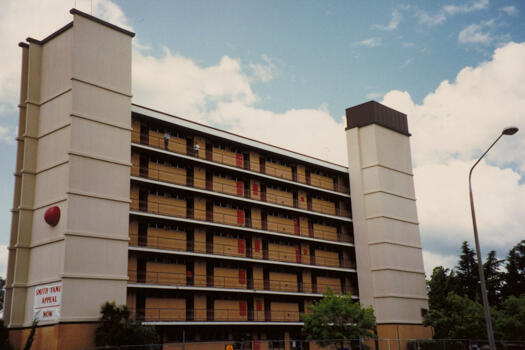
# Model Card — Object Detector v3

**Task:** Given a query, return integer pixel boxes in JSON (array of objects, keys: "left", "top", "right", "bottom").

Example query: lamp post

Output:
[{"left": 468, "top": 126, "right": 519, "bottom": 350}]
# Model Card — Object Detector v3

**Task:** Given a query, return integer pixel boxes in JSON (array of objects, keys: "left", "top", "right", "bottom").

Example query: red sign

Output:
[
  {"left": 254, "top": 239, "right": 261, "bottom": 252},
  {"left": 239, "top": 301, "right": 247, "bottom": 316},
  {"left": 239, "top": 269, "right": 246, "bottom": 284},
  {"left": 252, "top": 183, "right": 259, "bottom": 196},
  {"left": 238, "top": 239, "right": 245, "bottom": 254},
  {"left": 237, "top": 210, "right": 245, "bottom": 225},
  {"left": 236, "top": 153, "right": 243, "bottom": 167},
  {"left": 236, "top": 181, "right": 243, "bottom": 195}
]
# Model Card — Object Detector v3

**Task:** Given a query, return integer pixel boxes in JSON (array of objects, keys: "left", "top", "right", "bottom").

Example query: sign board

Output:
[
  {"left": 225, "top": 345, "right": 234, "bottom": 350},
  {"left": 33, "top": 282, "right": 62, "bottom": 321}
]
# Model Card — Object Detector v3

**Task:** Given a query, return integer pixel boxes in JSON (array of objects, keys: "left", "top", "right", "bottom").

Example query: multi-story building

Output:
[{"left": 4, "top": 9, "right": 431, "bottom": 350}]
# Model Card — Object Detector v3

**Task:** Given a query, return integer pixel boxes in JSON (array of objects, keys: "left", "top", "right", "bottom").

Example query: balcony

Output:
[
  {"left": 129, "top": 233, "right": 357, "bottom": 269},
  {"left": 131, "top": 130, "right": 350, "bottom": 195},
  {"left": 131, "top": 164, "right": 351, "bottom": 218},
  {"left": 130, "top": 196, "right": 354, "bottom": 244}
]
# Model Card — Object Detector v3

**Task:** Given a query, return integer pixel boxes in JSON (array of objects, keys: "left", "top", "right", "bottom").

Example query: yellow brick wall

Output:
[
  {"left": 214, "top": 267, "right": 246, "bottom": 289},
  {"left": 300, "top": 243, "right": 310, "bottom": 264},
  {"left": 167, "top": 136, "right": 186, "bottom": 154},
  {"left": 146, "top": 262, "right": 186, "bottom": 285},
  {"left": 270, "top": 302, "right": 299, "bottom": 321},
  {"left": 265, "top": 161, "right": 292, "bottom": 180},
  {"left": 194, "top": 261, "right": 207, "bottom": 287},
  {"left": 297, "top": 190, "right": 307, "bottom": 210},
  {"left": 194, "top": 197, "right": 206, "bottom": 221},
  {"left": 194, "top": 295, "right": 207, "bottom": 321},
  {"left": 129, "top": 220, "right": 138, "bottom": 246},
  {"left": 149, "top": 194, "right": 186, "bottom": 217},
  {"left": 268, "top": 243, "right": 296, "bottom": 263},
  {"left": 128, "top": 255, "right": 137, "bottom": 282},
  {"left": 253, "top": 266, "right": 264, "bottom": 289},
  {"left": 147, "top": 227, "right": 186, "bottom": 251},
  {"left": 153, "top": 162, "right": 186, "bottom": 185},
  {"left": 249, "top": 151, "right": 260, "bottom": 172},
  {"left": 315, "top": 249, "right": 340, "bottom": 267},
  {"left": 254, "top": 298, "right": 265, "bottom": 321},
  {"left": 310, "top": 173, "right": 334, "bottom": 190},
  {"left": 131, "top": 152, "right": 140, "bottom": 177},
  {"left": 213, "top": 205, "right": 240, "bottom": 226},
  {"left": 131, "top": 119, "right": 141, "bottom": 143},
  {"left": 299, "top": 217, "right": 310, "bottom": 237},
  {"left": 213, "top": 147, "right": 239, "bottom": 167},
  {"left": 267, "top": 215, "right": 294, "bottom": 235},
  {"left": 302, "top": 271, "right": 312, "bottom": 293},
  {"left": 313, "top": 223, "right": 338, "bottom": 241},
  {"left": 213, "top": 235, "right": 245, "bottom": 257},
  {"left": 317, "top": 276, "right": 342, "bottom": 294},
  {"left": 214, "top": 300, "right": 247, "bottom": 321},
  {"left": 149, "top": 130, "right": 163, "bottom": 149},
  {"left": 266, "top": 188, "right": 293, "bottom": 207},
  {"left": 130, "top": 186, "right": 139, "bottom": 210},
  {"left": 194, "top": 166, "right": 206, "bottom": 189},
  {"left": 269, "top": 272, "right": 297, "bottom": 292},
  {"left": 312, "top": 197, "right": 336, "bottom": 215},
  {"left": 194, "top": 228, "right": 206, "bottom": 253},
  {"left": 146, "top": 298, "right": 185, "bottom": 321},
  {"left": 297, "top": 165, "right": 306, "bottom": 183},
  {"left": 251, "top": 207, "right": 262, "bottom": 229},
  {"left": 213, "top": 176, "right": 238, "bottom": 196}
]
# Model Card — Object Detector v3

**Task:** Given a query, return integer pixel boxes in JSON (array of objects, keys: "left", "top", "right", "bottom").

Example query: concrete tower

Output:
[
  {"left": 5, "top": 10, "right": 134, "bottom": 349},
  {"left": 345, "top": 101, "right": 432, "bottom": 343}
]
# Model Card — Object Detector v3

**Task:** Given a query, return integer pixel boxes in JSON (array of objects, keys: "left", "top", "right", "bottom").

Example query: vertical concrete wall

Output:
[
  {"left": 6, "top": 9, "right": 134, "bottom": 343},
  {"left": 345, "top": 102, "right": 429, "bottom": 330}
]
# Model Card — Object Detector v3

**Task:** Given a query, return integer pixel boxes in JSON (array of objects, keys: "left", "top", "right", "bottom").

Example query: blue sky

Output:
[{"left": 0, "top": 0, "right": 524, "bottom": 277}]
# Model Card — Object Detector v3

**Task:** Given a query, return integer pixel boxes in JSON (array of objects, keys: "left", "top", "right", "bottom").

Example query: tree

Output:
[
  {"left": 492, "top": 294, "right": 525, "bottom": 341},
  {"left": 0, "top": 320, "right": 13, "bottom": 350},
  {"left": 94, "top": 302, "right": 159, "bottom": 347},
  {"left": 423, "top": 292, "right": 486, "bottom": 339},
  {"left": 483, "top": 250, "right": 504, "bottom": 307},
  {"left": 502, "top": 240, "right": 525, "bottom": 299},
  {"left": 301, "top": 289, "right": 376, "bottom": 350},
  {"left": 455, "top": 241, "right": 479, "bottom": 300},
  {"left": 427, "top": 266, "right": 457, "bottom": 310},
  {"left": 0, "top": 277, "right": 5, "bottom": 312}
]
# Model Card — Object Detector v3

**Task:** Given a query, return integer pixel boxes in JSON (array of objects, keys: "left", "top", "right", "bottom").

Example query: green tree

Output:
[
  {"left": 0, "top": 320, "right": 14, "bottom": 350},
  {"left": 0, "top": 277, "right": 5, "bottom": 312},
  {"left": 502, "top": 240, "right": 525, "bottom": 299},
  {"left": 94, "top": 302, "right": 159, "bottom": 347},
  {"left": 455, "top": 241, "right": 479, "bottom": 300},
  {"left": 427, "top": 266, "right": 458, "bottom": 310},
  {"left": 483, "top": 250, "right": 504, "bottom": 307},
  {"left": 493, "top": 294, "right": 525, "bottom": 341},
  {"left": 301, "top": 289, "right": 376, "bottom": 350},
  {"left": 423, "top": 292, "right": 486, "bottom": 339}
]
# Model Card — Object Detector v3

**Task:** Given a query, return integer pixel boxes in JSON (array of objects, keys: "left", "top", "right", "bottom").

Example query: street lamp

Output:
[{"left": 468, "top": 126, "right": 519, "bottom": 350}]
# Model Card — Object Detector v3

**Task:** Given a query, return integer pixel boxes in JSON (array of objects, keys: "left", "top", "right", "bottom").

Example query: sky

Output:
[{"left": 0, "top": 0, "right": 524, "bottom": 278}]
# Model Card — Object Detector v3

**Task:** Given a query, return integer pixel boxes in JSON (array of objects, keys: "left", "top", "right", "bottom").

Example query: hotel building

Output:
[{"left": 4, "top": 9, "right": 431, "bottom": 350}]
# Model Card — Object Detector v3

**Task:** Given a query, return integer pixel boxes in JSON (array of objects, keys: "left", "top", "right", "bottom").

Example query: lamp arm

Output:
[{"left": 468, "top": 133, "right": 504, "bottom": 189}]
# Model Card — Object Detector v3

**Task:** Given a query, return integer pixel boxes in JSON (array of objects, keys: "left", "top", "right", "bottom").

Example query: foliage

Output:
[
  {"left": 423, "top": 292, "right": 486, "bottom": 339},
  {"left": 94, "top": 302, "right": 159, "bottom": 347},
  {"left": 483, "top": 250, "right": 503, "bottom": 307},
  {"left": 0, "top": 320, "right": 13, "bottom": 350},
  {"left": 407, "top": 339, "right": 465, "bottom": 350},
  {"left": 502, "top": 240, "right": 525, "bottom": 299},
  {"left": 427, "top": 267, "right": 458, "bottom": 310},
  {"left": 455, "top": 241, "right": 479, "bottom": 301},
  {"left": 301, "top": 289, "right": 376, "bottom": 350},
  {"left": 492, "top": 295, "right": 525, "bottom": 341},
  {"left": 0, "top": 277, "right": 5, "bottom": 312}
]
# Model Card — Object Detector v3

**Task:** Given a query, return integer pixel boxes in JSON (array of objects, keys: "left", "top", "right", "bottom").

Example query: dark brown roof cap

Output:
[
  {"left": 345, "top": 100, "right": 410, "bottom": 136},
  {"left": 70, "top": 8, "right": 135, "bottom": 37}
]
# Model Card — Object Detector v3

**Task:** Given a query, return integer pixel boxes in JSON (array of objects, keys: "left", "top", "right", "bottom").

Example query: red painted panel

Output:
[
  {"left": 254, "top": 239, "right": 261, "bottom": 252},
  {"left": 186, "top": 270, "right": 193, "bottom": 278},
  {"left": 239, "top": 301, "right": 247, "bottom": 316},
  {"left": 256, "top": 300, "right": 263, "bottom": 311},
  {"left": 236, "top": 181, "right": 243, "bottom": 195},
  {"left": 303, "top": 249, "right": 308, "bottom": 255},
  {"left": 254, "top": 341, "right": 261, "bottom": 350},
  {"left": 252, "top": 183, "right": 259, "bottom": 196},
  {"left": 237, "top": 210, "right": 245, "bottom": 225},
  {"left": 236, "top": 153, "right": 243, "bottom": 167},
  {"left": 293, "top": 218, "right": 299, "bottom": 235},
  {"left": 239, "top": 269, "right": 246, "bottom": 284},
  {"left": 295, "top": 245, "right": 301, "bottom": 263},
  {"left": 238, "top": 239, "right": 245, "bottom": 254}
]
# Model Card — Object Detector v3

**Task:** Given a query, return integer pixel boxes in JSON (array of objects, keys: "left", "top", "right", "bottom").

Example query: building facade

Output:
[{"left": 4, "top": 9, "right": 431, "bottom": 350}]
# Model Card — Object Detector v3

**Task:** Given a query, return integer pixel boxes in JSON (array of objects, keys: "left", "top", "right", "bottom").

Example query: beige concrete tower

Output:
[
  {"left": 5, "top": 9, "right": 134, "bottom": 349},
  {"left": 345, "top": 101, "right": 432, "bottom": 344}
]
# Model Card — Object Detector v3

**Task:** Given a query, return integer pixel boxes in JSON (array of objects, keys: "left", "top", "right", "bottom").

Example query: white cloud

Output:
[
  {"left": 365, "top": 92, "right": 383, "bottom": 100},
  {"left": 458, "top": 20, "right": 494, "bottom": 45},
  {"left": 373, "top": 8, "right": 403, "bottom": 31},
  {"left": 422, "top": 250, "right": 458, "bottom": 278},
  {"left": 403, "top": 42, "right": 415, "bottom": 48},
  {"left": 501, "top": 6, "right": 518, "bottom": 16},
  {"left": 444, "top": 0, "right": 489, "bottom": 15},
  {"left": 352, "top": 37, "right": 381, "bottom": 48},
  {"left": 415, "top": 10, "right": 447, "bottom": 26},
  {"left": 249, "top": 54, "right": 276, "bottom": 83},
  {"left": 382, "top": 42, "right": 525, "bottom": 271}
]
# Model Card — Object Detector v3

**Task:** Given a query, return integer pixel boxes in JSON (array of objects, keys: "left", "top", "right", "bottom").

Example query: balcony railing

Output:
[
  {"left": 131, "top": 307, "right": 302, "bottom": 322},
  {"left": 129, "top": 233, "right": 357, "bottom": 269},
  {"left": 132, "top": 165, "right": 351, "bottom": 218},
  {"left": 130, "top": 196, "right": 355, "bottom": 244},
  {"left": 132, "top": 130, "right": 350, "bottom": 194},
  {"left": 128, "top": 270, "right": 356, "bottom": 295}
]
